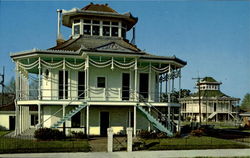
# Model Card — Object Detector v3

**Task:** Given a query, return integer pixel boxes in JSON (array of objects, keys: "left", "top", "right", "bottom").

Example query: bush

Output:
[
  {"left": 190, "top": 129, "right": 204, "bottom": 136},
  {"left": 34, "top": 128, "right": 65, "bottom": 140},
  {"left": 70, "top": 131, "right": 87, "bottom": 139},
  {"left": 138, "top": 130, "right": 169, "bottom": 139}
]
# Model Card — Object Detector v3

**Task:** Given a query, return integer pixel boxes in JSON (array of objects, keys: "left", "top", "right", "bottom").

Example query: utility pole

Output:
[
  {"left": 0, "top": 67, "right": 5, "bottom": 106},
  {"left": 192, "top": 76, "right": 203, "bottom": 126}
]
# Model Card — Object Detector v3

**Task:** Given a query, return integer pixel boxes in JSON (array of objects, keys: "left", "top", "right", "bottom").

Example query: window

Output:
[
  {"left": 83, "top": 25, "right": 91, "bottom": 35},
  {"left": 93, "top": 20, "right": 100, "bottom": 24},
  {"left": 74, "top": 19, "right": 80, "bottom": 24},
  {"left": 112, "top": 27, "right": 118, "bottom": 36},
  {"left": 59, "top": 71, "right": 68, "bottom": 99},
  {"left": 122, "top": 28, "right": 126, "bottom": 38},
  {"left": 78, "top": 71, "right": 85, "bottom": 99},
  {"left": 103, "top": 26, "right": 110, "bottom": 36},
  {"left": 74, "top": 25, "right": 80, "bottom": 35},
  {"left": 97, "top": 77, "right": 105, "bottom": 88},
  {"left": 92, "top": 25, "right": 100, "bottom": 35}
]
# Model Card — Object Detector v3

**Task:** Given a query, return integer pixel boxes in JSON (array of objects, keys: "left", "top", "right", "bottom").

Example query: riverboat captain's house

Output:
[{"left": 10, "top": 3, "right": 186, "bottom": 136}]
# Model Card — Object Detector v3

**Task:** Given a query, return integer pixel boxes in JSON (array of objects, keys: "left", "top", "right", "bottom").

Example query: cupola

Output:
[
  {"left": 61, "top": 3, "right": 138, "bottom": 39},
  {"left": 199, "top": 77, "right": 222, "bottom": 91}
]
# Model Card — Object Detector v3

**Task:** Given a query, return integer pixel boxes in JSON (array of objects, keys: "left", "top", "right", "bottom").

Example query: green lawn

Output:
[
  {"left": 140, "top": 136, "right": 249, "bottom": 150},
  {"left": 0, "top": 136, "right": 90, "bottom": 153},
  {"left": 0, "top": 131, "right": 11, "bottom": 136}
]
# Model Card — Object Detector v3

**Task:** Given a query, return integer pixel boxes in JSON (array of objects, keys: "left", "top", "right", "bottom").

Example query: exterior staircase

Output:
[
  {"left": 137, "top": 106, "right": 174, "bottom": 137},
  {"left": 208, "top": 112, "right": 217, "bottom": 119},
  {"left": 51, "top": 103, "right": 87, "bottom": 128}
]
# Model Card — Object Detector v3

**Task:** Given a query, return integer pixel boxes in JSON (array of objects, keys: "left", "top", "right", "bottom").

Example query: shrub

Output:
[
  {"left": 190, "top": 129, "right": 204, "bottom": 136},
  {"left": 70, "top": 131, "right": 87, "bottom": 139},
  {"left": 34, "top": 128, "right": 65, "bottom": 140},
  {"left": 138, "top": 130, "right": 169, "bottom": 139}
]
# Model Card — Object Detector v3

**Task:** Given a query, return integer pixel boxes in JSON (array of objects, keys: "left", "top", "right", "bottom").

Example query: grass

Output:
[
  {"left": 0, "top": 133, "right": 90, "bottom": 153},
  {"left": 140, "top": 136, "right": 249, "bottom": 150},
  {"left": 0, "top": 131, "right": 11, "bottom": 136}
]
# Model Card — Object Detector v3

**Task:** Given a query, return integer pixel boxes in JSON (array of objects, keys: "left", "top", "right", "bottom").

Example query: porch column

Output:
[
  {"left": 133, "top": 105, "right": 137, "bottom": 136},
  {"left": 86, "top": 105, "right": 89, "bottom": 135},
  {"left": 178, "top": 107, "right": 181, "bottom": 133},
  {"left": 63, "top": 104, "right": 66, "bottom": 134},
  {"left": 167, "top": 64, "right": 171, "bottom": 127},
  {"left": 228, "top": 101, "right": 230, "bottom": 121},
  {"left": 15, "top": 62, "right": 20, "bottom": 100},
  {"left": 15, "top": 102, "right": 20, "bottom": 135},
  {"left": 38, "top": 57, "right": 41, "bottom": 100},
  {"left": 63, "top": 58, "right": 66, "bottom": 99},
  {"left": 38, "top": 104, "right": 41, "bottom": 126},
  {"left": 134, "top": 58, "right": 138, "bottom": 101},
  {"left": 148, "top": 107, "right": 151, "bottom": 131},
  {"left": 19, "top": 105, "right": 22, "bottom": 133},
  {"left": 85, "top": 56, "right": 89, "bottom": 99},
  {"left": 148, "top": 62, "right": 152, "bottom": 101}
]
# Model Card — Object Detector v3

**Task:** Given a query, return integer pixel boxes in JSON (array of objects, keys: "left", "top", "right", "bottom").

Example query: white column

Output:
[
  {"left": 86, "top": 105, "right": 89, "bottom": 135},
  {"left": 15, "top": 100, "right": 20, "bottom": 135},
  {"left": 128, "top": 108, "right": 131, "bottom": 127},
  {"left": 148, "top": 107, "right": 151, "bottom": 131},
  {"left": 167, "top": 64, "right": 171, "bottom": 128},
  {"left": 63, "top": 58, "right": 66, "bottom": 99},
  {"left": 38, "top": 57, "right": 41, "bottom": 100},
  {"left": 15, "top": 62, "right": 20, "bottom": 101},
  {"left": 148, "top": 62, "right": 152, "bottom": 101},
  {"left": 134, "top": 58, "right": 138, "bottom": 101},
  {"left": 20, "top": 105, "right": 22, "bottom": 133},
  {"left": 38, "top": 104, "right": 41, "bottom": 127},
  {"left": 86, "top": 56, "right": 89, "bottom": 99},
  {"left": 133, "top": 105, "right": 137, "bottom": 136},
  {"left": 118, "top": 22, "right": 122, "bottom": 37}
]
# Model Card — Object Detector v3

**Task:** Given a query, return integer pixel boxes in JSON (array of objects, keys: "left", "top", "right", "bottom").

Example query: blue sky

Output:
[{"left": 0, "top": 1, "right": 249, "bottom": 101}]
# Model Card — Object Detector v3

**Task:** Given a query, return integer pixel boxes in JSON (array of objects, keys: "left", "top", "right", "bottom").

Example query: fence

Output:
[{"left": 0, "top": 134, "right": 89, "bottom": 154}]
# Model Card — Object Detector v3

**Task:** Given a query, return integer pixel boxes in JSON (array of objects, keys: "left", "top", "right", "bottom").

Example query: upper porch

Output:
[{"left": 12, "top": 48, "right": 185, "bottom": 106}]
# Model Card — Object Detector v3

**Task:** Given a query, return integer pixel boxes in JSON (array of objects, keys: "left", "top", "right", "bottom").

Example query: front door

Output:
[
  {"left": 9, "top": 116, "right": 15, "bottom": 130},
  {"left": 100, "top": 112, "right": 109, "bottom": 136},
  {"left": 139, "top": 73, "right": 149, "bottom": 99},
  {"left": 122, "top": 73, "right": 130, "bottom": 100}
]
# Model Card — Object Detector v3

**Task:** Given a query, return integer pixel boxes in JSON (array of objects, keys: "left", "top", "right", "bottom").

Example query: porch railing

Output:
[{"left": 16, "top": 88, "right": 178, "bottom": 103}]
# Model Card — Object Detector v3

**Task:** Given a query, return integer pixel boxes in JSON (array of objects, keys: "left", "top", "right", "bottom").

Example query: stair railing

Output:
[
  {"left": 36, "top": 90, "right": 87, "bottom": 129},
  {"left": 135, "top": 91, "right": 177, "bottom": 132}
]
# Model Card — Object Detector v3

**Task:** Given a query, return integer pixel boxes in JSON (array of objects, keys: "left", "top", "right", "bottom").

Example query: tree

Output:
[
  {"left": 162, "top": 89, "right": 191, "bottom": 103},
  {"left": 4, "top": 76, "right": 15, "bottom": 94},
  {"left": 240, "top": 93, "right": 250, "bottom": 111}
]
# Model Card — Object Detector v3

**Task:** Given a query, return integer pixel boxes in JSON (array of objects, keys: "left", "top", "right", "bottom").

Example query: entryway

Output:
[{"left": 100, "top": 112, "right": 109, "bottom": 136}]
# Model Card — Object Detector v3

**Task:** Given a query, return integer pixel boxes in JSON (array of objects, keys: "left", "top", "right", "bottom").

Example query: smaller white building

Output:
[
  {"left": 179, "top": 77, "right": 240, "bottom": 122},
  {"left": 0, "top": 98, "right": 38, "bottom": 131}
]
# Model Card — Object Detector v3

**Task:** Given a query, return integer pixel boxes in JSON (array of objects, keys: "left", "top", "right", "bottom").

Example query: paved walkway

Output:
[{"left": 1, "top": 149, "right": 250, "bottom": 158}]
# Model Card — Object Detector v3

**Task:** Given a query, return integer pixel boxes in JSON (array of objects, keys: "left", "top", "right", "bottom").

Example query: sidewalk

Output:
[{"left": 1, "top": 149, "right": 250, "bottom": 158}]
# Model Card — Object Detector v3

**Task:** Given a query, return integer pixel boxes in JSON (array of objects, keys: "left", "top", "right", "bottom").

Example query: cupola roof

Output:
[{"left": 62, "top": 3, "right": 138, "bottom": 31}]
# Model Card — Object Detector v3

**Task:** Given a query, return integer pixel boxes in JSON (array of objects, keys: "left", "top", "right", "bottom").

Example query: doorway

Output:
[
  {"left": 9, "top": 116, "right": 15, "bottom": 130},
  {"left": 122, "top": 73, "right": 130, "bottom": 100},
  {"left": 100, "top": 112, "right": 109, "bottom": 136},
  {"left": 139, "top": 73, "right": 149, "bottom": 99},
  {"left": 71, "top": 111, "right": 81, "bottom": 128}
]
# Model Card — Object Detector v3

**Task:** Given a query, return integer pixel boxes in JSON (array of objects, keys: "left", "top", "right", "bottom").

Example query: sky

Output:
[{"left": 0, "top": 1, "right": 249, "bottom": 101}]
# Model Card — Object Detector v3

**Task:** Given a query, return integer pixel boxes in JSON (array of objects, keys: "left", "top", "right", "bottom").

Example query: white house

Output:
[
  {"left": 10, "top": 3, "right": 186, "bottom": 136},
  {"left": 179, "top": 77, "right": 240, "bottom": 122}
]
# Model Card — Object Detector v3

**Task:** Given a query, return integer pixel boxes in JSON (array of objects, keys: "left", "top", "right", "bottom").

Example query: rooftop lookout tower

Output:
[{"left": 58, "top": 3, "right": 137, "bottom": 41}]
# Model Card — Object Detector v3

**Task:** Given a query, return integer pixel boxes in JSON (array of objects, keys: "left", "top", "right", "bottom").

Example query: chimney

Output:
[
  {"left": 131, "top": 27, "right": 136, "bottom": 45},
  {"left": 56, "top": 9, "right": 64, "bottom": 45}
]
